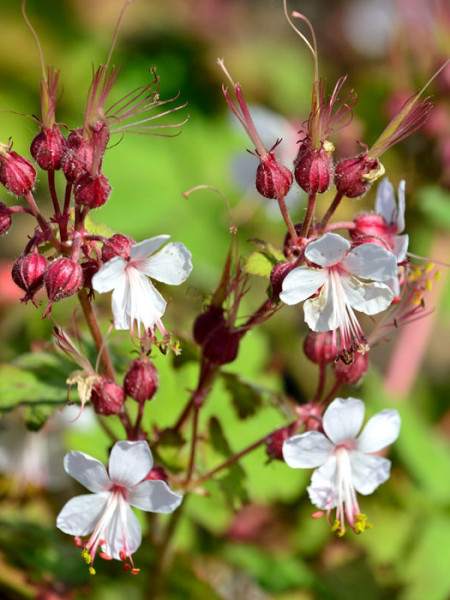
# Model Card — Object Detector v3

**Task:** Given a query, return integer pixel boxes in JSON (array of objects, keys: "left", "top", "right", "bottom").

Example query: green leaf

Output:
[
  {"left": 23, "top": 405, "right": 54, "bottom": 431},
  {"left": 243, "top": 251, "right": 276, "bottom": 278},
  {"left": 418, "top": 185, "right": 450, "bottom": 230},
  {"left": 82, "top": 212, "right": 113, "bottom": 237},
  {"left": 222, "top": 372, "right": 264, "bottom": 419}
]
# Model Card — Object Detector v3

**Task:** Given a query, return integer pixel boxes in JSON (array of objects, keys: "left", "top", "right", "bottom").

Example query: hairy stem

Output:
[{"left": 277, "top": 194, "right": 299, "bottom": 243}]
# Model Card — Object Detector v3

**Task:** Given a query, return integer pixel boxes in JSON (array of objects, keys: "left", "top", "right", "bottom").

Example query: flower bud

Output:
[
  {"left": 270, "top": 262, "right": 295, "bottom": 299},
  {"left": 334, "top": 153, "right": 383, "bottom": 198},
  {"left": 303, "top": 331, "right": 336, "bottom": 364},
  {"left": 294, "top": 142, "right": 333, "bottom": 194},
  {"left": 350, "top": 213, "right": 395, "bottom": 246},
  {"left": 11, "top": 252, "right": 48, "bottom": 303},
  {"left": 333, "top": 351, "right": 369, "bottom": 384},
  {"left": 30, "top": 126, "right": 67, "bottom": 171},
  {"left": 256, "top": 153, "right": 293, "bottom": 199},
  {"left": 145, "top": 465, "right": 168, "bottom": 483},
  {"left": 283, "top": 223, "right": 305, "bottom": 258},
  {"left": 0, "top": 202, "right": 11, "bottom": 235},
  {"left": 91, "top": 376, "right": 125, "bottom": 416},
  {"left": 61, "top": 129, "right": 94, "bottom": 183},
  {"left": 266, "top": 424, "right": 297, "bottom": 460},
  {"left": 80, "top": 259, "right": 99, "bottom": 289},
  {"left": 193, "top": 306, "right": 226, "bottom": 346},
  {"left": 202, "top": 324, "right": 240, "bottom": 365},
  {"left": 101, "top": 234, "right": 136, "bottom": 262},
  {"left": 0, "top": 145, "right": 36, "bottom": 196},
  {"left": 124, "top": 358, "right": 159, "bottom": 403},
  {"left": 74, "top": 172, "right": 111, "bottom": 208},
  {"left": 44, "top": 258, "right": 83, "bottom": 304}
]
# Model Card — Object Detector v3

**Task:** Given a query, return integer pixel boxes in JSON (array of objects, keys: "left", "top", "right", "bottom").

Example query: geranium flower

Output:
[
  {"left": 279, "top": 232, "right": 397, "bottom": 360},
  {"left": 283, "top": 397, "right": 401, "bottom": 535},
  {"left": 56, "top": 440, "right": 183, "bottom": 574},
  {"left": 92, "top": 235, "right": 192, "bottom": 335}
]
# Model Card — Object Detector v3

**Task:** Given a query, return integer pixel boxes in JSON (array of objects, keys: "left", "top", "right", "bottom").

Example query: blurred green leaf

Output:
[
  {"left": 244, "top": 251, "right": 275, "bottom": 278},
  {"left": 418, "top": 186, "right": 450, "bottom": 230},
  {"left": 222, "top": 372, "right": 264, "bottom": 419}
]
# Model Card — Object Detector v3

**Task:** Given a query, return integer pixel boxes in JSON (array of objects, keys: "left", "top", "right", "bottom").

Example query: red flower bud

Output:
[
  {"left": 11, "top": 252, "right": 48, "bottom": 303},
  {"left": 145, "top": 465, "right": 168, "bottom": 483},
  {"left": 193, "top": 306, "right": 226, "bottom": 346},
  {"left": 283, "top": 223, "right": 305, "bottom": 258},
  {"left": 61, "top": 129, "right": 94, "bottom": 183},
  {"left": 265, "top": 424, "right": 298, "bottom": 461},
  {"left": 74, "top": 172, "right": 111, "bottom": 208},
  {"left": 202, "top": 324, "right": 240, "bottom": 365},
  {"left": 124, "top": 358, "right": 159, "bottom": 403},
  {"left": 270, "top": 261, "right": 295, "bottom": 299},
  {"left": 334, "top": 153, "right": 382, "bottom": 198},
  {"left": 294, "top": 142, "right": 333, "bottom": 194},
  {"left": 91, "top": 376, "right": 125, "bottom": 416},
  {"left": 333, "top": 350, "right": 369, "bottom": 384},
  {"left": 0, "top": 202, "right": 11, "bottom": 235},
  {"left": 101, "top": 233, "right": 135, "bottom": 262},
  {"left": 256, "top": 153, "right": 293, "bottom": 199},
  {"left": 303, "top": 331, "right": 336, "bottom": 364},
  {"left": 30, "top": 126, "right": 67, "bottom": 171},
  {"left": 80, "top": 259, "right": 99, "bottom": 289},
  {"left": 350, "top": 213, "right": 396, "bottom": 247},
  {"left": 0, "top": 146, "right": 36, "bottom": 196},
  {"left": 44, "top": 258, "right": 83, "bottom": 304}
]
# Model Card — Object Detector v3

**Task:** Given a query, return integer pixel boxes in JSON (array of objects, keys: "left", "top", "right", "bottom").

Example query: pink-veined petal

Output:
[
  {"left": 64, "top": 451, "right": 111, "bottom": 492},
  {"left": 303, "top": 282, "right": 341, "bottom": 331},
  {"left": 323, "top": 397, "right": 365, "bottom": 445},
  {"left": 56, "top": 492, "right": 109, "bottom": 536},
  {"left": 139, "top": 242, "right": 192, "bottom": 285},
  {"left": 130, "top": 235, "right": 170, "bottom": 260},
  {"left": 307, "top": 457, "right": 338, "bottom": 509},
  {"left": 351, "top": 451, "right": 392, "bottom": 495},
  {"left": 342, "top": 277, "right": 394, "bottom": 315},
  {"left": 279, "top": 267, "right": 327, "bottom": 305},
  {"left": 344, "top": 243, "right": 397, "bottom": 282},
  {"left": 305, "top": 233, "right": 350, "bottom": 267},
  {"left": 393, "top": 234, "right": 409, "bottom": 262},
  {"left": 396, "top": 180, "right": 406, "bottom": 233},
  {"left": 282, "top": 431, "right": 334, "bottom": 468},
  {"left": 356, "top": 409, "right": 401, "bottom": 453},
  {"left": 125, "top": 270, "right": 166, "bottom": 331},
  {"left": 128, "top": 480, "right": 183, "bottom": 513},
  {"left": 92, "top": 257, "right": 126, "bottom": 293},
  {"left": 375, "top": 178, "right": 396, "bottom": 224},
  {"left": 102, "top": 497, "right": 142, "bottom": 560},
  {"left": 111, "top": 273, "right": 131, "bottom": 330},
  {"left": 108, "top": 441, "right": 153, "bottom": 488}
]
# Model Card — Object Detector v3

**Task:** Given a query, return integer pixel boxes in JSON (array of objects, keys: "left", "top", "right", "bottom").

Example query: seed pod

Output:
[
  {"left": 44, "top": 258, "right": 83, "bottom": 303},
  {"left": 303, "top": 331, "right": 336, "bottom": 364},
  {"left": 193, "top": 306, "right": 226, "bottom": 346},
  {"left": 30, "top": 126, "right": 67, "bottom": 171},
  {"left": 0, "top": 146, "right": 36, "bottom": 196},
  {"left": 203, "top": 324, "right": 240, "bottom": 365},
  {"left": 0, "top": 202, "right": 11, "bottom": 235},
  {"left": 101, "top": 234, "right": 135, "bottom": 262},
  {"left": 294, "top": 142, "right": 334, "bottom": 194},
  {"left": 91, "top": 376, "right": 125, "bottom": 416},
  {"left": 61, "top": 129, "right": 94, "bottom": 183},
  {"left": 266, "top": 424, "right": 298, "bottom": 461},
  {"left": 124, "top": 358, "right": 159, "bottom": 403},
  {"left": 11, "top": 252, "right": 48, "bottom": 303},
  {"left": 334, "top": 153, "right": 383, "bottom": 198},
  {"left": 270, "top": 262, "right": 295, "bottom": 300},
  {"left": 333, "top": 351, "right": 369, "bottom": 384},
  {"left": 256, "top": 153, "right": 293, "bottom": 199},
  {"left": 74, "top": 172, "right": 111, "bottom": 208}
]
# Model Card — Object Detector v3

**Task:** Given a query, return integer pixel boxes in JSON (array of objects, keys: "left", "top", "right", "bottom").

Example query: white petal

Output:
[
  {"left": 128, "top": 480, "right": 183, "bottom": 513},
  {"left": 282, "top": 431, "right": 334, "bottom": 468},
  {"left": 126, "top": 271, "right": 167, "bottom": 331},
  {"left": 375, "top": 178, "right": 396, "bottom": 223},
  {"left": 305, "top": 233, "right": 350, "bottom": 267},
  {"left": 356, "top": 409, "right": 401, "bottom": 453},
  {"left": 92, "top": 257, "right": 127, "bottom": 293},
  {"left": 342, "top": 277, "right": 394, "bottom": 315},
  {"left": 139, "top": 242, "right": 193, "bottom": 285},
  {"left": 304, "top": 282, "right": 340, "bottom": 331},
  {"left": 393, "top": 234, "right": 409, "bottom": 262},
  {"left": 56, "top": 493, "right": 108, "bottom": 536},
  {"left": 130, "top": 235, "right": 170, "bottom": 260},
  {"left": 279, "top": 267, "right": 327, "bottom": 305},
  {"left": 104, "top": 499, "right": 142, "bottom": 560},
  {"left": 108, "top": 441, "right": 153, "bottom": 488},
  {"left": 351, "top": 451, "right": 392, "bottom": 495},
  {"left": 64, "top": 451, "right": 111, "bottom": 492},
  {"left": 396, "top": 180, "right": 406, "bottom": 233},
  {"left": 323, "top": 397, "right": 365, "bottom": 445},
  {"left": 344, "top": 243, "right": 397, "bottom": 282},
  {"left": 307, "top": 457, "right": 338, "bottom": 509},
  {"left": 111, "top": 273, "right": 131, "bottom": 330}
]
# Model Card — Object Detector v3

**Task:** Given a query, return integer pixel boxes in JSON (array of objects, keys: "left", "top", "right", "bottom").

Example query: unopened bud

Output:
[
  {"left": 193, "top": 306, "right": 226, "bottom": 346},
  {"left": 44, "top": 258, "right": 83, "bottom": 304},
  {"left": 30, "top": 126, "right": 67, "bottom": 171},
  {"left": 256, "top": 153, "right": 293, "bottom": 199},
  {"left": 11, "top": 252, "right": 48, "bottom": 303},
  {"left": 203, "top": 325, "right": 240, "bottom": 365},
  {"left": 124, "top": 358, "right": 159, "bottom": 403},
  {"left": 266, "top": 424, "right": 297, "bottom": 461},
  {"left": 283, "top": 223, "right": 305, "bottom": 258},
  {"left": 0, "top": 144, "right": 36, "bottom": 196},
  {"left": 145, "top": 465, "right": 168, "bottom": 483},
  {"left": 91, "top": 376, "right": 125, "bottom": 416},
  {"left": 101, "top": 234, "right": 135, "bottom": 262},
  {"left": 0, "top": 202, "right": 11, "bottom": 234},
  {"left": 350, "top": 213, "right": 395, "bottom": 247},
  {"left": 270, "top": 262, "right": 295, "bottom": 299},
  {"left": 334, "top": 153, "right": 384, "bottom": 198},
  {"left": 304, "top": 331, "right": 336, "bottom": 364},
  {"left": 81, "top": 259, "right": 99, "bottom": 289},
  {"left": 333, "top": 351, "right": 369, "bottom": 384},
  {"left": 74, "top": 172, "right": 111, "bottom": 208},
  {"left": 61, "top": 129, "right": 94, "bottom": 183},
  {"left": 294, "top": 142, "right": 333, "bottom": 194}
]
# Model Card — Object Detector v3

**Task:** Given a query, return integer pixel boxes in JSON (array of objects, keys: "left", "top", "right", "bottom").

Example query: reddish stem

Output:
[
  {"left": 318, "top": 191, "right": 344, "bottom": 234},
  {"left": 301, "top": 192, "right": 316, "bottom": 238},
  {"left": 277, "top": 194, "right": 299, "bottom": 244}
]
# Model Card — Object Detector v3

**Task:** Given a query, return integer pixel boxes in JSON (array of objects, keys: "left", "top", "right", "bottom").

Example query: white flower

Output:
[
  {"left": 92, "top": 235, "right": 192, "bottom": 335},
  {"left": 283, "top": 397, "right": 401, "bottom": 535},
  {"left": 279, "top": 232, "right": 397, "bottom": 359},
  {"left": 56, "top": 440, "right": 182, "bottom": 574}
]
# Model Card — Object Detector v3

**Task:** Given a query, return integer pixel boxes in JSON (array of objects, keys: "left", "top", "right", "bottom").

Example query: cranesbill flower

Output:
[
  {"left": 283, "top": 397, "right": 401, "bottom": 536},
  {"left": 279, "top": 232, "right": 397, "bottom": 361},
  {"left": 56, "top": 440, "right": 182, "bottom": 574},
  {"left": 92, "top": 235, "right": 192, "bottom": 336}
]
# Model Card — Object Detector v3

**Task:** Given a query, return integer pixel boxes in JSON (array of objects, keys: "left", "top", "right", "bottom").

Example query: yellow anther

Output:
[
  {"left": 425, "top": 262, "right": 435, "bottom": 272},
  {"left": 81, "top": 549, "right": 92, "bottom": 564},
  {"left": 331, "top": 519, "right": 346, "bottom": 536},
  {"left": 354, "top": 513, "right": 373, "bottom": 534},
  {"left": 434, "top": 270, "right": 441, "bottom": 281},
  {"left": 89, "top": 567, "right": 96, "bottom": 576},
  {"left": 411, "top": 292, "right": 423, "bottom": 306},
  {"left": 426, "top": 279, "right": 432, "bottom": 291},
  {"left": 413, "top": 269, "right": 422, "bottom": 279}
]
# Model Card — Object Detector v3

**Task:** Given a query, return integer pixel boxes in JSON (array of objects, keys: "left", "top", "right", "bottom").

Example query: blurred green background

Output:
[{"left": 0, "top": 0, "right": 449, "bottom": 599}]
